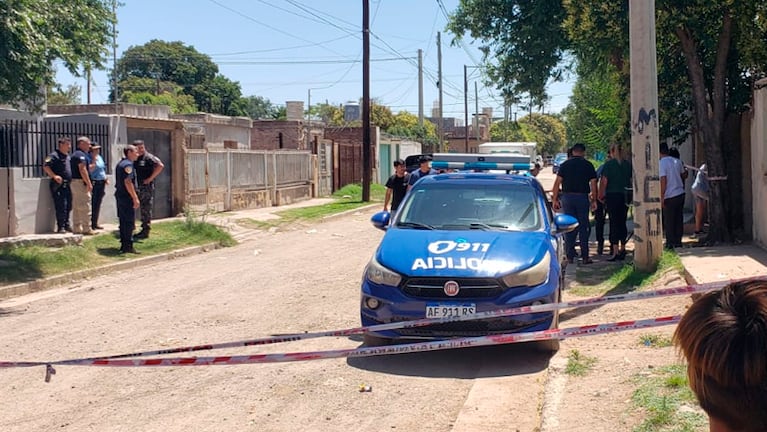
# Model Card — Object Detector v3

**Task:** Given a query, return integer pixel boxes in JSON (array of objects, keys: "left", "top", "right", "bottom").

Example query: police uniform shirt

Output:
[
  {"left": 115, "top": 158, "right": 136, "bottom": 199},
  {"left": 135, "top": 151, "right": 161, "bottom": 184},
  {"left": 70, "top": 149, "right": 89, "bottom": 179},
  {"left": 557, "top": 157, "right": 597, "bottom": 194},
  {"left": 44, "top": 150, "right": 72, "bottom": 180}
]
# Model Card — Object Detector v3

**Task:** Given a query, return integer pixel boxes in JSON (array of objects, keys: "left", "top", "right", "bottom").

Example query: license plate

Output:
[{"left": 425, "top": 303, "right": 476, "bottom": 318}]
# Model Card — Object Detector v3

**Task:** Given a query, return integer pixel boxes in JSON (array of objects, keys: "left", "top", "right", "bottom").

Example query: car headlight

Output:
[
  {"left": 366, "top": 256, "right": 402, "bottom": 287},
  {"left": 501, "top": 252, "right": 551, "bottom": 288}
]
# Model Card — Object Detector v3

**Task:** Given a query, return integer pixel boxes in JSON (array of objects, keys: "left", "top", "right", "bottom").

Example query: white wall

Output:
[{"left": 751, "top": 80, "right": 767, "bottom": 247}]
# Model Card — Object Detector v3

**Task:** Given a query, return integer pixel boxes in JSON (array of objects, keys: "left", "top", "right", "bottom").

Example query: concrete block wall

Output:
[{"left": 251, "top": 120, "right": 304, "bottom": 150}]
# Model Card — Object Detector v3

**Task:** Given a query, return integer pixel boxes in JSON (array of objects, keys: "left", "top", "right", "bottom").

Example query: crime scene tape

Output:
[
  {"left": 0, "top": 276, "right": 763, "bottom": 378},
  {"left": 0, "top": 316, "right": 679, "bottom": 370}
]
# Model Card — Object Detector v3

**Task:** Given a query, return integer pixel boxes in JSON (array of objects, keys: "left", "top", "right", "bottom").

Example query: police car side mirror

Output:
[
  {"left": 371, "top": 211, "right": 391, "bottom": 231},
  {"left": 553, "top": 214, "right": 579, "bottom": 234}
]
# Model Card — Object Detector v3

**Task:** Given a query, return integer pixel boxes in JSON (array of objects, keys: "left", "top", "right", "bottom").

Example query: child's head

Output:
[{"left": 674, "top": 279, "right": 767, "bottom": 431}]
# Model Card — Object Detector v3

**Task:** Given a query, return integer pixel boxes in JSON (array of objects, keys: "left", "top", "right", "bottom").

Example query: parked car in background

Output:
[{"left": 551, "top": 153, "right": 568, "bottom": 174}]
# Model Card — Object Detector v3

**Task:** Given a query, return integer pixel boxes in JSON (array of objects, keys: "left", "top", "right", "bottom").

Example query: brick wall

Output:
[{"left": 251, "top": 120, "right": 304, "bottom": 150}]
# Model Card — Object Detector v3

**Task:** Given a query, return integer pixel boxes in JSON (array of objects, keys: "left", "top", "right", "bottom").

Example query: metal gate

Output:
[
  {"left": 317, "top": 141, "right": 333, "bottom": 195},
  {"left": 379, "top": 143, "right": 391, "bottom": 182},
  {"left": 335, "top": 142, "right": 361, "bottom": 191},
  {"left": 126, "top": 129, "right": 173, "bottom": 219}
]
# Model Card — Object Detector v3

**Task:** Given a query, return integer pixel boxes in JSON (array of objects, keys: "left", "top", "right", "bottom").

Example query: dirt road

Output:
[{"left": 0, "top": 209, "right": 554, "bottom": 432}]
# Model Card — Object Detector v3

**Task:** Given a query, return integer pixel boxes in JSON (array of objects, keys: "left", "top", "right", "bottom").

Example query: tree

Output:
[
  {"left": 370, "top": 102, "right": 394, "bottom": 130},
  {"left": 0, "top": 0, "right": 114, "bottom": 110},
  {"left": 47, "top": 84, "right": 82, "bottom": 105},
  {"left": 310, "top": 103, "right": 344, "bottom": 125},
  {"left": 114, "top": 40, "right": 248, "bottom": 117},
  {"left": 387, "top": 111, "right": 439, "bottom": 148},
  {"left": 489, "top": 120, "right": 529, "bottom": 142},
  {"left": 449, "top": 0, "right": 767, "bottom": 243},
  {"left": 520, "top": 113, "right": 567, "bottom": 156},
  {"left": 448, "top": 0, "right": 570, "bottom": 109},
  {"left": 243, "top": 95, "right": 277, "bottom": 120},
  {"left": 562, "top": 64, "right": 624, "bottom": 156}
]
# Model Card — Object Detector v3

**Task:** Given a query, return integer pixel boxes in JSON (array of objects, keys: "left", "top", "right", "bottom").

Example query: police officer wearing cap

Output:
[
  {"left": 115, "top": 145, "right": 141, "bottom": 254},
  {"left": 42, "top": 137, "right": 73, "bottom": 233}
]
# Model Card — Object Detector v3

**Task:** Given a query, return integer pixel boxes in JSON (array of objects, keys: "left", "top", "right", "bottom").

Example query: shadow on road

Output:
[{"left": 346, "top": 341, "right": 552, "bottom": 379}]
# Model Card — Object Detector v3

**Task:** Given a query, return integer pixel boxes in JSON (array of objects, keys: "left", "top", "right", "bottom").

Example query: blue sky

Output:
[{"left": 56, "top": 0, "right": 575, "bottom": 120}]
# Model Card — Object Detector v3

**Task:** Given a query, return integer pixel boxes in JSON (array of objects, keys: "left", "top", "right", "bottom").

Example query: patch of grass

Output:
[
  {"left": 631, "top": 364, "right": 706, "bottom": 432},
  {"left": 0, "top": 220, "right": 234, "bottom": 286},
  {"left": 565, "top": 349, "right": 597, "bottom": 376},
  {"left": 570, "top": 249, "right": 684, "bottom": 297},
  {"left": 239, "top": 183, "right": 386, "bottom": 230},
  {"left": 638, "top": 334, "right": 673, "bottom": 348}
]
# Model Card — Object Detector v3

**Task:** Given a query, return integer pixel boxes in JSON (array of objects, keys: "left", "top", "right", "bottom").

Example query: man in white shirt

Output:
[{"left": 659, "top": 143, "right": 686, "bottom": 249}]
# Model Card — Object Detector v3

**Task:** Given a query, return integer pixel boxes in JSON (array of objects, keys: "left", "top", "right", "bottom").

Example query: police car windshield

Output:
[{"left": 396, "top": 182, "right": 542, "bottom": 231}]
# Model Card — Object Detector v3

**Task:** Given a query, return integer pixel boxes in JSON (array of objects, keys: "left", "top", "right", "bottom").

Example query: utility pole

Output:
[
  {"left": 474, "top": 81, "right": 480, "bottom": 142},
  {"left": 361, "top": 0, "right": 371, "bottom": 202},
  {"left": 112, "top": 0, "right": 118, "bottom": 111},
  {"left": 463, "top": 65, "right": 469, "bottom": 152},
  {"left": 418, "top": 49, "right": 424, "bottom": 127},
  {"left": 437, "top": 31, "right": 443, "bottom": 152},
  {"left": 629, "top": 0, "right": 662, "bottom": 271},
  {"left": 86, "top": 66, "right": 92, "bottom": 104},
  {"left": 307, "top": 88, "right": 311, "bottom": 124}
]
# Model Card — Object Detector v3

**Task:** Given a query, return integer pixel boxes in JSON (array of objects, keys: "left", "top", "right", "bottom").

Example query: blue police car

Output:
[{"left": 360, "top": 161, "right": 578, "bottom": 351}]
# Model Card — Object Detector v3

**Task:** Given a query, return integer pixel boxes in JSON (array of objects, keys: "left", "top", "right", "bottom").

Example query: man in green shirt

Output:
[{"left": 597, "top": 144, "right": 632, "bottom": 261}]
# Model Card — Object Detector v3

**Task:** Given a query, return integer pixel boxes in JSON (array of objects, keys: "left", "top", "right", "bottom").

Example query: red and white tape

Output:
[
  {"left": 0, "top": 276, "right": 763, "bottom": 378},
  {"left": 0, "top": 316, "right": 679, "bottom": 369}
]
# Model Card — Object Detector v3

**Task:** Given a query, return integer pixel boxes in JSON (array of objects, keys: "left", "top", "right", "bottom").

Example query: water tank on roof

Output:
[
  {"left": 344, "top": 102, "right": 360, "bottom": 122},
  {"left": 285, "top": 101, "right": 304, "bottom": 121}
]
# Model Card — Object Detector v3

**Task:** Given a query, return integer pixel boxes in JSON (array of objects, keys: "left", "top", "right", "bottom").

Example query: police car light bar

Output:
[{"left": 431, "top": 153, "right": 533, "bottom": 171}]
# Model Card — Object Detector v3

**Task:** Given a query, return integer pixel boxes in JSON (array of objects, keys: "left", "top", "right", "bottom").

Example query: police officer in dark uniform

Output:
[
  {"left": 42, "top": 137, "right": 73, "bottom": 233},
  {"left": 133, "top": 140, "right": 164, "bottom": 239},
  {"left": 115, "top": 145, "right": 141, "bottom": 254}
]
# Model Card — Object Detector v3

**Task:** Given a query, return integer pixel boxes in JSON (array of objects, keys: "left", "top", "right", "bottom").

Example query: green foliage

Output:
[
  {"left": 563, "top": 64, "right": 625, "bottom": 156},
  {"left": 489, "top": 120, "right": 530, "bottom": 142},
  {"left": 571, "top": 250, "right": 683, "bottom": 297},
  {"left": 387, "top": 111, "right": 439, "bottom": 147},
  {"left": 448, "top": 0, "right": 570, "bottom": 109},
  {"left": 520, "top": 113, "right": 567, "bottom": 156},
  {"left": 243, "top": 95, "right": 278, "bottom": 120},
  {"left": 0, "top": 221, "right": 234, "bottom": 285},
  {"left": 565, "top": 350, "right": 597, "bottom": 376},
  {"left": 631, "top": 365, "right": 706, "bottom": 432},
  {"left": 114, "top": 39, "right": 252, "bottom": 117},
  {"left": 638, "top": 334, "right": 673, "bottom": 348},
  {"left": 370, "top": 102, "right": 394, "bottom": 130},
  {"left": 120, "top": 77, "right": 197, "bottom": 113},
  {"left": 47, "top": 84, "right": 82, "bottom": 105},
  {"left": 0, "top": 0, "right": 115, "bottom": 110},
  {"left": 311, "top": 103, "right": 344, "bottom": 125}
]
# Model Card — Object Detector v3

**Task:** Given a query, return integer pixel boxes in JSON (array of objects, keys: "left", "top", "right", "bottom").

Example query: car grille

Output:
[
  {"left": 394, "top": 316, "right": 550, "bottom": 338},
  {"left": 402, "top": 277, "right": 503, "bottom": 299}
]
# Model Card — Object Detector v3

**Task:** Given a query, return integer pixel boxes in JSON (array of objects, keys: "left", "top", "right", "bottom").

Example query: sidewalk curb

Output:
[{"left": 0, "top": 243, "right": 223, "bottom": 301}]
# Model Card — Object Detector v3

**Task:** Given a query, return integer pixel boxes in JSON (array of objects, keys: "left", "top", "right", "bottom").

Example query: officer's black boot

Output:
[
  {"left": 597, "top": 241, "right": 604, "bottom": 256},
  {"left": 134, "top": 226, "right": 150, "bottom": 239}
]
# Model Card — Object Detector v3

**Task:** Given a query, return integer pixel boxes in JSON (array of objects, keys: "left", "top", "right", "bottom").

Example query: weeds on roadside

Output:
[
  {"left": 638, "top": 334, "right": 673, "bottom": 348},
  {"left": 565, "top": 349, "right": 597, "bottom": 376},
  {"left": 239, "top": 183, "right": 386, "bottom": 231},
  {"left": 631, "top": 364, "right": 706, "bottom": 432},
  {"left": 571, "top": 250, "right": 684, "bottom": 296}
]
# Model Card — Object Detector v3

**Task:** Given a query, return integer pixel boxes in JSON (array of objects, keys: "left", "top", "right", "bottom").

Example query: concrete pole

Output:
[
  {"left": 629, "top": 0, "right": 663, "bottom": 271},
  {"left": 437, "top": 31, "right": 443, "bottom": 152},
  {"left": 474, "top": 81, "right": 480, "bottom": 142},
  {"left": 362, "top": 0, "right": 371, "bottom": 202},
  {"left": 418, "top": 49, "right": 424, "bottom": 127}
]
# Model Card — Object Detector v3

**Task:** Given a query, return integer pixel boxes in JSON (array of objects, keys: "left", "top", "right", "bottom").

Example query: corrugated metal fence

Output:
[{"left": 186, "top": 149, "right": 312, "bottom": 211}]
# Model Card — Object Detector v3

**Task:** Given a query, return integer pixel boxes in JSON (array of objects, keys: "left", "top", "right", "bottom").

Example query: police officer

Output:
[
  {"left": 70, "top": 136, "right": 94, "bottom": 234},
  {"left": 42, "top": 137, "right": 73, "bottom": 233},
  {"left": 115, "top": 145, "right": 140, "bottom": 254},
  {"left": 133, "top": 140, "right": 164, "bottom": 239}
]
